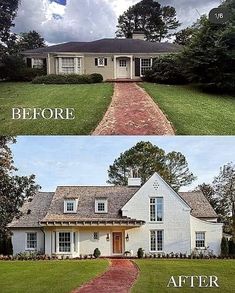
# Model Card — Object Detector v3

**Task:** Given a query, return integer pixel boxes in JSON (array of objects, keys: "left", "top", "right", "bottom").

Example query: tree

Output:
[
  {"left": 0, "top": 0, "right": 19, "bottom": 56},
  {"left": 0, "top": 137, "right": 40, "bottom": 244},
  {"left": 116, "top": 0, "right": 180, "bottom": 42},
  {"left": 213, "top": 163, "right": 235, "bottom": 241},
  {"left": 221, "top": 237, "right": 229, "bottom": 257},
  {"left": 107, "top": 141, "right": 196, "bottom": 191},
  {"left": 174, "top": 27, "right": 195, "bottom": 46},
  {"left": 180, "top": 0, "right": 235, "bottom": 93},
  {"left": 15, "top": 30, "right": 46, "bottom": 53},
  {"left": 195, "top": 183, "right": 224, "bottom": 218}
]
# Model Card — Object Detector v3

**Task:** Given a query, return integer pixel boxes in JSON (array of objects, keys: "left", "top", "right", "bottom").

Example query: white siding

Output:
[
  {"left": 11, "top": 229, "right": 44, "bottom": 255},
  {"left": 122, "top": 173, "right": 192, "bottom": 255},
  {"left": 190, "top": 216, "right": 223, "bottom": 256}
]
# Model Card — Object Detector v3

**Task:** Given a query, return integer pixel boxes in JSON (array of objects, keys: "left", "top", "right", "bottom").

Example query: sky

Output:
[
  {"left": 12, "top": 0, "right": 221, "bottom": 44},
  {"left": 11, "top": 136, "right": 235, "bottom": 192}
]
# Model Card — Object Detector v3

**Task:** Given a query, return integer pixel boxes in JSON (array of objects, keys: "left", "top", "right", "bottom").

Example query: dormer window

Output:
[
  {"left": 64, "top": 199, "right": 78, "bottom": 213},
  {"left": 95, "top": 198, "right": 108, "bottom": 213}
]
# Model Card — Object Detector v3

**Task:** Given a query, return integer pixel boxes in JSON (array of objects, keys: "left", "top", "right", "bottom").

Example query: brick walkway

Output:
[
  {"left": 93, "top": 82, "right": 174, "bottom": 135},
  {"left": 72, "top": 259, "right": 139, "bottom": 293}
]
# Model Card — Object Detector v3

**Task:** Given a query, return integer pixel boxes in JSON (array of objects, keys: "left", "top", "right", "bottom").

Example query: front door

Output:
[
  {"left": 117, "top": 58, "right": 130, "bottom": 78},
  {"left": 113, "top": 232, "right": 123, "bottom": 254}
]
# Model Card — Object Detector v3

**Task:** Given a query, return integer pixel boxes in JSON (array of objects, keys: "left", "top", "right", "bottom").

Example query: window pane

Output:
[
  {"left": 33, "top": 58, "right": 44, "bottom": 69},
  {"left": 141, "top": 58, "right": 152, "bottom": 75},
  {"left": 27, "top": 233, "right": 37, "bottom": 249},
  {"left": 156, "top": 198, "right": 163, "bottom": 221},
  {"left": 150, "top": 197, "right": 163, "bottom": 222},
  {"left": 157, "top": 231, "right": 163, "bottom": 251},
  {"left": 62, "top": 58, "right": 74, "bottom": 67},
  {"left": 59, "top": 232, "right": 71, "bottom": 252},
  {"left": 66, "top": 202, "right": 74, "bottom": 211},
  {"left": 196, "top": 232, "right": 205, "bottom": 248},
  {"left": 150, "top": 231, "right": 156, "bottom": 251},
  {"left": 98, "top": 202, "right": 105, "bottom": 211},
  {"left": 98, "top": 58, "right": 105, "bottom": 66}
]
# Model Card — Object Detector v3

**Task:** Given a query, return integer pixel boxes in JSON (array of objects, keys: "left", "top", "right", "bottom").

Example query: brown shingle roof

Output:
[
  {"left": 179, "top": 191, "right": 218, "bottom": 219},
  {"left": 23, "top": 38, "right": 182, "bottom": 54},
  {"left": 8, "top": 192, "right": 54, "bottom": 228},
  {"left": 42, "top": 186, "right": 140, "bottom": 222}
]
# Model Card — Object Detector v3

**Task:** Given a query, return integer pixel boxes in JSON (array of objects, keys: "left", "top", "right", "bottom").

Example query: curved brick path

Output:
[
  {"left": 72, "top": 259, "right": 139, "bottom": 293},
  {"left": 93, "top": 82, "right": 174, "bottom": 135}
]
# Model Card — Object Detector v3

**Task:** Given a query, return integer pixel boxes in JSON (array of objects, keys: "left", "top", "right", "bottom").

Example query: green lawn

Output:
[
  {"left": 0, "top": 82, "right": 113, "bottom": 135},
  {"left": 141, "top": 83, "right": 235, "bottom": 135},
  {"left": 0, "top": 260, "right": 108, "bottom": 293},
  {"left": 133, "top": 259, "right": 235, "bottom": 293}
]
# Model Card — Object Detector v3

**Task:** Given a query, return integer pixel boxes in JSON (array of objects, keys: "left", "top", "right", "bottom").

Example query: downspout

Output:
[{"left": 39, "top": 222, "right": 45, "bottom": 254}]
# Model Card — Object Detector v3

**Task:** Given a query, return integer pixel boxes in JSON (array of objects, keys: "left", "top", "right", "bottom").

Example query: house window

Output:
[
  {"left": 94, "top": 232, "right": 99, "bottom": 240},
  {"left": 119, "top": 60, "right": 127, "bottom": 67},
  {"left": 59, "top": 232, "right": 71, "bottom": 252},
  {"left": 150, "top": 197, "right": 163, "bottom": 222},
  {"left": 98, "top": 57, "right": 105, "bottom": 67},
  {"left": 64, "top": 200, "right": 77, "bottom": 213},
  {"left": 196, "top": 232, "right": 205, "bottom": 248},
  {"left": 141, "top": 58, "right": 152, "bottom": 76},
  {"left": 95, "top": 199, "right": 108, "bottom": 213},
  {"left": 32, "top": 58, "right": 44, "bottom": 69},
  {"left": 150, "top": 230, "right": 163, "bottom": 251},
  {"left": 61, "top": 58, "right": 75, "bottom": 74},
  {"left": 26, "top": 232, "right": 37, "bottom": 249}
]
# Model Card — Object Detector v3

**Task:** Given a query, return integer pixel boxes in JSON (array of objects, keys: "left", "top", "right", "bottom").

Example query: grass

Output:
[
  {"left": 0, "top": 82, "right": 113, "bottom": 135},
  {"left": 133, "top": 259, "right": 235, "bottom": 293},
  {"left": 0, "top": 260, "right": 108, "bottom": 293},
  {"left": 141, "top": 83, "right": 235, "bottom": 135}
]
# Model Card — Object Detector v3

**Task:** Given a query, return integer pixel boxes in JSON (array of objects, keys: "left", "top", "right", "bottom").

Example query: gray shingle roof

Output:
[
  {"left": 179, "top": 191, "right": 218, "bottom": 218},
  {"left": 23, "top": 38, "right": 182, "bottom": 54},
  {"left": 8, "top": 192, "right": 54, "bottom": 228},
  {"left": 9, "top": 188, "right": 217, "bottom": 228},
  {"left": 42, "top": 186, "right": 140, "bottom": 222}
]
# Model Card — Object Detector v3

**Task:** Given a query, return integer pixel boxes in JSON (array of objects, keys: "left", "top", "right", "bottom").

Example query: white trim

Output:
[
  {"left": 195, "top": 231, "right": 206, "bottom": 249},
  {"left": 149, "top": 197, "right": 164, "bottom": 223},
  {"left": 64, "top": 199, "right": 78, "bottom": 213},
  {"left": 25, "top": 232, "right": 37, "bottom": 251},
  {"left": 97, "top": 57, "right": 105, "bottom": 67},
  {"left": 114, "top": 55, "right": 133, "bottom": 79},
  {"left": 149, "top": 230, "right": 164, "bottom": 252},
  {"left": 140, "top": 58, "right": 153, "bottom": 77},
  {"left": 95, "top": 199, "right": 108, "bottom": 213}
]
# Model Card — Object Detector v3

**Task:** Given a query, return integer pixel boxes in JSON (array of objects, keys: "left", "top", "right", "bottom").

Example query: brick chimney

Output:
[{"left": 132, "top": 30, "right": 145, "bottom": 40}]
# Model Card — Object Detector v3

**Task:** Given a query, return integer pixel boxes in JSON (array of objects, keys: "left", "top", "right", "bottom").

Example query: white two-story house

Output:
[{"left": 9, "top": 173, "right": 223, "bottom": 257}]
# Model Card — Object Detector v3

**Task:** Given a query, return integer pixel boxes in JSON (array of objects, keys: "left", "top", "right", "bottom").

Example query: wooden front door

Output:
[
  {"left": 117, "top": 58, "right": 130, "bottom": 78},
  {"left": 113, "top": 232, "right": 123, "bottom": 254}
]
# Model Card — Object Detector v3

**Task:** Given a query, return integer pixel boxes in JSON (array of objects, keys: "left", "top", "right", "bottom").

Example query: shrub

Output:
[
  {"left": 32, "top": 73, "right": 104, "bottom": 84},
  {"left": 229, "top": 239, "right": 235, "bottom": 256},
  {"left": 93, "top": 248, "right": 101, "bottom": 258},
  {"left": 143, "top": 55, "right": 188, "bottom": 85},
  {"left": 221, "top": 237, "right": 229, "bottom": 257},
  {"left": 0, "top": 55, "right": 46, "bottom": 81},
  {"left": 137, "top": 248, "right": 144, "bottom": 259},
  {"left": 90, "top": 73, "right": 103, "bottom": 83}
]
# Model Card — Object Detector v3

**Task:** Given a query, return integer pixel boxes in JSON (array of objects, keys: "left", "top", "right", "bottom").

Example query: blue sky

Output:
[
  {"left": 13, "top": 0, "right": 221, "bottom": 44},
  {"left": 11, "top": 136, "right": 235, "bottom": 192}
]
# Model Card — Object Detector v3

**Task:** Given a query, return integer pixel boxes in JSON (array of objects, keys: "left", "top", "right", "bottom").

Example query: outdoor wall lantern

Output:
[
  {"left": 125, "top": 233, "right": 129, "bottom": 242},
  {"left": 111, "top": 56, "right": 114, "bottom": 62},
  {"left": 106, "top": 233, "right": 110, "bottom": 241}
]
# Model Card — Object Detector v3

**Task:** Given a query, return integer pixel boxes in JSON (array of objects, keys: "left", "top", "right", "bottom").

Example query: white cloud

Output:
[{"left": 13, "top": 0, "right": 221, "bottom": 43}]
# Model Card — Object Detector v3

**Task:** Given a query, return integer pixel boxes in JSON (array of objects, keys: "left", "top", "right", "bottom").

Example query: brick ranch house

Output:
[
  {"left": 9, "top": 173, "right": 223, "bottom": 258},
  {"left": 22, "top": 32, "right": 181, "bottom": 81}
]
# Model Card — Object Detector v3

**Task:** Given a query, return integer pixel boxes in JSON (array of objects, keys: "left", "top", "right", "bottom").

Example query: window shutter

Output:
[
  {"left": 135, "top": 58, "right": 140, "bottom": 76},
  {"left": 105, "top": 58, "right": 107, "bottom": 66},
  {"left": 26, "top": 58, "right": 32, "bottom": 68},
  {"left": 43, "top": 58, "right": 47, "bottom": 67},
  {"left": 95, "top": 58, "right": 98, "bottom": 66}
]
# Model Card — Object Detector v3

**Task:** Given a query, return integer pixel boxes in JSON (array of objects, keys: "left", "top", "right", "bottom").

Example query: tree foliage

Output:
[
  {"left": 14, "top": 30, "right": 46, "bottom": 53},
  {"left": 116, "top": 0, "right": 180, "bottom": 41},
  {"left": 174, "top": 27, "right": 196, "bottom": 46},
  {"left": 143, "top": 54, "right": 188, "bottom": 84},
  {"left": 0, "top": 137, "right": 40, "bottom": 238},
  {"left": 0, "top": 0, "right": 19, "bottom": 56},
  {"left": 107, "top": 141, "right": 196, "bottom": 191},
  {"left": 180, "top": 0, "right": 235, "bottom": 93}
]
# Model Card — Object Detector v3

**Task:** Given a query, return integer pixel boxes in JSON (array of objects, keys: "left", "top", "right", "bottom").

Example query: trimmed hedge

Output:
[{"left": 32, "top": 73, "right": 103, "bottom": 84}]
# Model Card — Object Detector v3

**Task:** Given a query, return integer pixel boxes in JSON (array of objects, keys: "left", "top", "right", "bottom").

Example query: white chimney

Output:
[
  {"left": 128, "top": 168, "right": 141, "bottom": 186},
  {"left": 128, "top": 178, "right": 142, "bottom": 187},
  {"left": 132, "top": 30, "right": 145, "bottom": 40}
]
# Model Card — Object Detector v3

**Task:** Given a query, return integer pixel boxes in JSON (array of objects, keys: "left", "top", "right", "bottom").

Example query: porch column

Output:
[
  {"left": 47, "top": 54, "right": 51, "bottom": 74},
  {"left": 44, "top": 230, "right": 52, "bottom": 256},
  {"left": 130, "top": 56, "right": 133, "bottom": 79},
  {"left": 114, "top": 56, "right": 117, "bottom": 79},
  {"left": 71, "top": 232, "right": 74, "bottom": 255}
]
